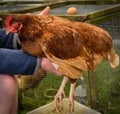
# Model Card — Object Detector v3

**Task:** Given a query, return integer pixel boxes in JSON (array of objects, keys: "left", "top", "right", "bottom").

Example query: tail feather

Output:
[{"left": 108, "top": 48, "right": 119, "bottom": 68}]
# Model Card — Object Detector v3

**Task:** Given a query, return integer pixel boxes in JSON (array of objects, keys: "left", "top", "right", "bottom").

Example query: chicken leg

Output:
[
  {"left": 68, "top": 79, "right": 76, "bottom": 112},
  {"left": 54, "top": 76, "right": 68, "bottom": 111},
  {"left": 54, "top": 76, "right": 76, "bottom": 112}
]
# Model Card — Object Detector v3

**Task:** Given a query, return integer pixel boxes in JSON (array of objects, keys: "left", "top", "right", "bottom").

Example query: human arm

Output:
[
  {"left": 0, "top": 28, "right": 21, "bottom": 49},
  {"left": 0, "top": 7, "right": 50, "bottom": 75},
  {"left": 0, "top": 7, "right": 63, "bottom": 76}
]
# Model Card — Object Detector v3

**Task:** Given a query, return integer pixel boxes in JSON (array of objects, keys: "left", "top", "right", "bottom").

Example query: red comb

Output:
[{"left": 5, "top": 15, "right": 13, "bottom": 28}]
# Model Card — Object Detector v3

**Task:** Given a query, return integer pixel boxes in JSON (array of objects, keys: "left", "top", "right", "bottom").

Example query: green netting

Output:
[
  {"left": 18, "top": 73, "right": 81, "bottom": 114},
  {"left": 95, "top": 16, "right": 120, "bottom": 114}
]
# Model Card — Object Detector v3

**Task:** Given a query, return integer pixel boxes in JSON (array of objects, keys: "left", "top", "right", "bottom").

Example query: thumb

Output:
[{"left": 38, "top": 6, "right": 50, "bottom": 16}]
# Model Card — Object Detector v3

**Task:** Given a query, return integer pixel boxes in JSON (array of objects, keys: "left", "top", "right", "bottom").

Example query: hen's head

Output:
[
  {"left": 5, "top": 15, "right": 23, "bottom": 33},
  {"left": 5, "top": 14, "right": 45, "bottom": 44}
]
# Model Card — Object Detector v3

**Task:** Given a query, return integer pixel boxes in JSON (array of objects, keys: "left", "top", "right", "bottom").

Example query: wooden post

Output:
[{"left": 84, "top": 71, "right": 99, "bottom": 110}]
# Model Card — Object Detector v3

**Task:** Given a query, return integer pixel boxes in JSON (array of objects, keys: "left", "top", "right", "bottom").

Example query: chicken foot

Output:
[
  {"left": 53, "top": 76, "right": 76, "bottom": 112},
  {"left": 53, "top": 76, "right": 68, "bottom": 112},
  {"left": 69, "top": 79, "right": 76, "bottom": 112}
]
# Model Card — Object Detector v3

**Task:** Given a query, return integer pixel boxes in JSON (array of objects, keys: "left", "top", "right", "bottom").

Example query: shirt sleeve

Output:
[
  {"left": 0, "top": 28, "right": 21, "bottom": 49},
  {"left": 0, "top": 48, "right": 41, "bottom": 75},
  {"left": 0, "top": 29, "right": 40, "bottom": 75}
]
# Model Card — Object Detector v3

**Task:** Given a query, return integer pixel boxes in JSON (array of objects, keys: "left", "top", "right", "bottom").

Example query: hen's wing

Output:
[
  {"left": 40, "top": 24, "right": 102, "bottom": 79},
  {"left": 41, "top": 25, "right": 83, "bottom": 59},
  {"left": 41, "top": 45, "right": 103, "bottom": 79}
]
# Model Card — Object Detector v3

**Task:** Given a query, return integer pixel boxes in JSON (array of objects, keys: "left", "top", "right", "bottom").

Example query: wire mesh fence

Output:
[
  {"left": 95, "top": 15, "right": 120, "bottom": 114},
  {"left": 18, "top": 73, "right": 83, "bottom": 114}
]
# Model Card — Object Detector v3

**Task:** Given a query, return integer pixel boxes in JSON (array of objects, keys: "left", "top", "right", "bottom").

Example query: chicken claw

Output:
[
  {"left": 68, "top": 97, "right": 74, "bottom": 112},
  {"left": 53, "top": 76, "right": 68, "bottom": 111},
  {"left": 68, "top": 81, "right": 76, "bottom": 112},
  {"left": 53, "top": 88, "right": 66, "bottom": 112}
]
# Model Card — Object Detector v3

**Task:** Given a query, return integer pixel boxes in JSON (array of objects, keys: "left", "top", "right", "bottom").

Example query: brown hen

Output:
[{"left": 6, "top": 14, "right": 119, "bottom": 112}]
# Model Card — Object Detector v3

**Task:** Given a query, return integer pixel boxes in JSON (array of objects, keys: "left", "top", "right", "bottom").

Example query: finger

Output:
[{"left": 38, "top": 6, "right": 50, "bottom": 16}]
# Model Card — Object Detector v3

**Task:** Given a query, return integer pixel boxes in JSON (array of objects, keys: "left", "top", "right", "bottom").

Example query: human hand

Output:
[{"left": 38, "top": 6, "right": 50, "bottom": 16}]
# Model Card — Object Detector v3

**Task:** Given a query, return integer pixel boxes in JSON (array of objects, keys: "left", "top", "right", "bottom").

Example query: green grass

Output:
[
  {"left": 18, "top": 73, "right": 80, "bottom": 114},
  {"left": 95, "top": 46, "right": 120, "bottom": 114}
]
